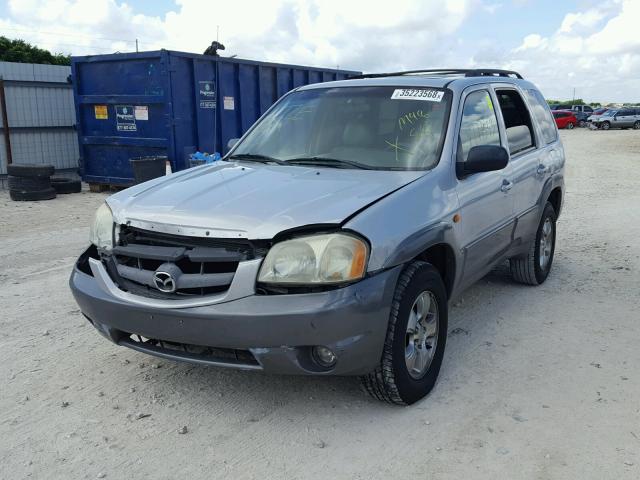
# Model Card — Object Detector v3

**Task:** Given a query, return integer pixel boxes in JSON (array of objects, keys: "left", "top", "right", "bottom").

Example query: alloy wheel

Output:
[
  {"left": 405, "top": 291, "right": 439, "bottom": 379},
  {"left": 539, "top": 218, "right": 554, "bottom": 270}
]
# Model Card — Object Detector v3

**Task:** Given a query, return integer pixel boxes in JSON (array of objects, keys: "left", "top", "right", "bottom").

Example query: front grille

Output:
[
  {"left": 106, "top": 226, "right": 268, "bottom": 299},
  {"left": 122, "top": 333, "right": 260, "bottom": 367}
]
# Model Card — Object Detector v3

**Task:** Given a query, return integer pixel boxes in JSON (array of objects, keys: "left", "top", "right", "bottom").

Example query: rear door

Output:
[
  {"left": 455, "top": 86, "right": 515, "bottom": 283},
  {"left": 493, "top": 86, "right": 547, "bottom": 245}
]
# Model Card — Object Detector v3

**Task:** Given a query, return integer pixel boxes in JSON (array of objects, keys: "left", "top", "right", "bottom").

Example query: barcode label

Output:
[{"left": 391, "top": 89, "right": 444, "bottom": 102}]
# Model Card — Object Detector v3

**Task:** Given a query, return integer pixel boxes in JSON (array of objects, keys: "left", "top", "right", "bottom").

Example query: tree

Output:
[{"left": 0, "top": 36, "right": 70, "bottom": 66}]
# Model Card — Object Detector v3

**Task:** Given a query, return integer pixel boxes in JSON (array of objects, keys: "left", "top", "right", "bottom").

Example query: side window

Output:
[
  {"left": 496, "top": 89, "right": 536, "bottom": 154},
  {"left": 458, "top": 90, "right": 501, "bottom": 162}
]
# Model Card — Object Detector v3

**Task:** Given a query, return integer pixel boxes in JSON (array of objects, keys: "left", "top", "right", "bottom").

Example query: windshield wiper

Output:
[
  {"left": 285, "top": 156, "right": 377, "bottom": 170},
  {"left": 227, "top": 153, "right": 287, "bottom": 165}
]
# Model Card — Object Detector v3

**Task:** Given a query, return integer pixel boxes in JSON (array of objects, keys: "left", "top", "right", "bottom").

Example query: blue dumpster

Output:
[{"left": 71, "top": 50, "right": 360, "bottom": 186}]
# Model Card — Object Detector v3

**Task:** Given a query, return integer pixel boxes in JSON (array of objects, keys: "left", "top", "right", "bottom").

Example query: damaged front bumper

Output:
[{"left": 70, "top": 247, "right": 401, "bottom": 376}]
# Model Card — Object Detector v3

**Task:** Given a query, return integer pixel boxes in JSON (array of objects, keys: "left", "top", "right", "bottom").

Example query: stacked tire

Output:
[
  {"left": 7, "top": 164, "right": 57, "bottom": 201},
  {"left": 51, "top": 177, "right": 82, "bottom": 194},
  {"left": 7, "top": 164, "right": 82, "bottom": 201}
]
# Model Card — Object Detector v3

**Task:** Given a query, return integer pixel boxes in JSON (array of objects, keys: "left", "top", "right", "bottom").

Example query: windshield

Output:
[
  {"left": 230, "top": 86, "right": 451, "bottom": 170},
  {"left": 603, "top": 110, "right": 615, "bottom": 116}
]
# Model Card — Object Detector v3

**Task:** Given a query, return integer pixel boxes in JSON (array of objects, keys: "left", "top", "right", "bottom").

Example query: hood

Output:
[{"left": 107, "top": 161, "right": 424, "bottom": 239}]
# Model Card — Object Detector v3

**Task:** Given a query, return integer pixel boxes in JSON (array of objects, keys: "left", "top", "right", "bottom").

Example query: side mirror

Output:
[
  {"left": 227, "top": 138, "right": 240, "bottom": 150},
  {"left": 457, "top": 145, "right": 509, "bottom": 177}
]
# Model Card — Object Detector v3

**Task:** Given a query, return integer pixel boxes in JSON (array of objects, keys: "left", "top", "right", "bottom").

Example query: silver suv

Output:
[
  {"left": 592, "top": 107, "right": 640, "bottom": 130},
  {"left": 71, "top": 69, "right": 565, "bottom": 405}
]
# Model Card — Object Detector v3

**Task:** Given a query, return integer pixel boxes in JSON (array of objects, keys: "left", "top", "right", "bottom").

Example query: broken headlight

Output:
[{"left": 89, "top": 202, "right": 115, "bottom": 251}]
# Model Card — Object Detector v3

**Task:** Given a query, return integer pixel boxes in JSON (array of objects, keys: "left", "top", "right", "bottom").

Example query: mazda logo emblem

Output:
[{"left": 153, "top": 271, "right": 176, "bottom": 293}]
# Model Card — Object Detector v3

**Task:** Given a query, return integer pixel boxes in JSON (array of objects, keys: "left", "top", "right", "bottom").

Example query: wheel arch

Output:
[
  {"left": 414, "top": 243, "right": 456, "bottom": 299},
  {"left": 548, "top": 187, "right": 562, "bottom": 216},
  {"left": 380, "top": 222, "right": 459, "bottom": 300},
  {"left": 538, "top": 173, "right": 564, "bottom": 219}
]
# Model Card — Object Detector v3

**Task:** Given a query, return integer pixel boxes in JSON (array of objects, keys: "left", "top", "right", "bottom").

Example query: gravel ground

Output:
[{"left": 1, "top": 129, "right": 639, "bottom": 480}]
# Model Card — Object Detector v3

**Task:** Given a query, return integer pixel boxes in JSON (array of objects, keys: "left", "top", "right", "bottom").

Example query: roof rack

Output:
[{"left": 349, "top": 68, "right": 523, "bottom": 80}]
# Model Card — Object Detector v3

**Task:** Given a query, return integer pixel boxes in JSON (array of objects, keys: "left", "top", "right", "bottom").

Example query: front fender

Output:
[{"left": 342, "top": 171, "right": 462, "bottom": 278}]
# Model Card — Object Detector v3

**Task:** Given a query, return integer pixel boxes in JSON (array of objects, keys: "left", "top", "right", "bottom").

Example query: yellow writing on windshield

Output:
[{"left": 398, "top": 110, "right": 429, "bottom": 131}]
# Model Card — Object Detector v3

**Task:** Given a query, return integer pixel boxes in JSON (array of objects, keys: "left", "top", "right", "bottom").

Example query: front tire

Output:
[
  {"left": 360, "top": 261, "right": 447, "bottom": 405},
  {"left": 634, "top": 121, "right": 640, "bottom": 130},
  {"left": 566, "top": 122, "right": 574, "bottom": 129},
  {"left": 510, "top": 202, "right": 557, "bottom": 285},
  {"left": 601, "top": 121, "right": 610, "bottom": 130}
]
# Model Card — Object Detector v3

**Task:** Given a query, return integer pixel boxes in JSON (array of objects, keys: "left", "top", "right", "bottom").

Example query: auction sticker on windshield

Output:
[{"left": 391, "top": 89, "right": 444, "bottom": 102}]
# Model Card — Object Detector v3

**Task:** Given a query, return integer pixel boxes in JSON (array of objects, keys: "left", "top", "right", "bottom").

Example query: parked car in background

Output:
[
  {"left": 553, "top": 110, "right": 577, "bottom": 129},
  {"left": 70, "top": 68, "right": 565, "bottom": 405},
  {"left": 592, "top": 108, "right": 640, "bottom": 130},
  {"left": 587, "top": 108, "right": 610, "bottom": 123},
  {"left": 548, "top": 104, "right": 562, "bottom": 111},
  {"left": 571, "top": 110, "right": 590, "bottom": 127},
  {"left": 571, "top": 105, "right": 594, "bottom": 114}
]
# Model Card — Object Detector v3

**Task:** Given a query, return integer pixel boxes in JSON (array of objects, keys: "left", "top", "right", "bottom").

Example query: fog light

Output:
[{"left": 312, "top": 346, "right": 337, "bottom": 368}]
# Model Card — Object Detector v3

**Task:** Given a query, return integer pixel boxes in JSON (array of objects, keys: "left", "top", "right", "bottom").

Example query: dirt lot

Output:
[{"left": 1, "top": 129, "right": 639, "bottom": 480}]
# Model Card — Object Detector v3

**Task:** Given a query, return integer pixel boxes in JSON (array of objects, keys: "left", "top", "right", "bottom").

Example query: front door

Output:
[
  {"left": 613, "top": 109, "right": 633, "bottom": 128},
  {"left": 455, "top": 87, "right": 514, "bottom": 285}
]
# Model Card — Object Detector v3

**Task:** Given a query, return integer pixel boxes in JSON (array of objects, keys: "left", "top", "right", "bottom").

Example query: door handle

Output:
[
  {"left": 501, "top": 180, "right": 513, "bottom": 193},
  {"left": 536, "top": 164, "right": 548, "bottom": 175}
]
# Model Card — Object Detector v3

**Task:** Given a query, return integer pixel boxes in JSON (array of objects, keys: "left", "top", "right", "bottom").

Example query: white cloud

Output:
[
  {"left": 515, "top": 33, "right": 545, "bottom": 51},
  {"left": 504, "top": 0, "right": 639, "bottom": 102},
  {"left": 481, "top": 2, "right": 503, "bottom": 14},
  {"left": 559, "top": 9, "right": 605, "bottom": 34},
  {"left": 1, "top": 0, "right": 639, "bottom": 102}
]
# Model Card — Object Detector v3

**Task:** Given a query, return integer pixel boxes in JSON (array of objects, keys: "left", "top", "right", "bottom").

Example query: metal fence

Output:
[{"left": 0, "top": 61, "right": 79, "bottom": 180}]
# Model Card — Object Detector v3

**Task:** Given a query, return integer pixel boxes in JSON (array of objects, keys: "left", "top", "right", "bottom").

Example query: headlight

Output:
[
  {"left": 89, "top": 203, "right": 115, "bottom": 250},
  {"left": 258, "top": 233, "right": 368, "bottom": 285}
]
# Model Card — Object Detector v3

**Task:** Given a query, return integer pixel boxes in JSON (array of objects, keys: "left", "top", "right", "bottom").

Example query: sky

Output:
[{"left": 1, "top": 0, "right": 638, "bottom": 103}]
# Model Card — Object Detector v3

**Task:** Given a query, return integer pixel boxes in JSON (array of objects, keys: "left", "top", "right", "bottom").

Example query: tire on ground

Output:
[
  {"left": 6, "top": 164, "right": 55, "bottom": 178},
  {"left": 509, "top": 201, "right": 557, "bottom": 285},
  {"left": 360, "top": 261, "right": 448, "bottom": 405},
  {"left": 51, "top": 177, "right": 82, "bottom": 194},
  {"left": 9, "top": 187, "right": 57, "bottom": 202},
  {"left": 8, "top": 175, "right": 51, "bottom": 192}
]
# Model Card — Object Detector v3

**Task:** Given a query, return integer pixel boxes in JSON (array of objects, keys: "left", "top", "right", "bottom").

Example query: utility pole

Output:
[
  {"left": 135, "top": 39, "right": 139, "bottom": 52},
  {"left": 572, "top": 87, "right": 575, "bottom": 104}
]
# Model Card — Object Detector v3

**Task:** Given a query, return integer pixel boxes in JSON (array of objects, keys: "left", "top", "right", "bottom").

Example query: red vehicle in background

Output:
[{"left": 553, "top": 110, "right": 577, "bottom": 129}]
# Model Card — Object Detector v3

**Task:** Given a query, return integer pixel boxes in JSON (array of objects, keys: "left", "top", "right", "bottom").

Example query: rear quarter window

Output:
[{"left": 525, "top": 89, "right": 558, "bottom": 145}]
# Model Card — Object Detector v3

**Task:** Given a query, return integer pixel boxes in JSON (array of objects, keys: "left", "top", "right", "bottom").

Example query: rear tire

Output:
[
  {"left": 510, "top": 202, "right": 557, "bottom": 285},
  {"left": 566, "top": 122, "right": 574, "bottom": 129},
  {"left": 360, "top": 261, "right": 447, "bottom": 405},
  {"left": 634, "top": 121, "right": 640, "bottom": 130}
]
